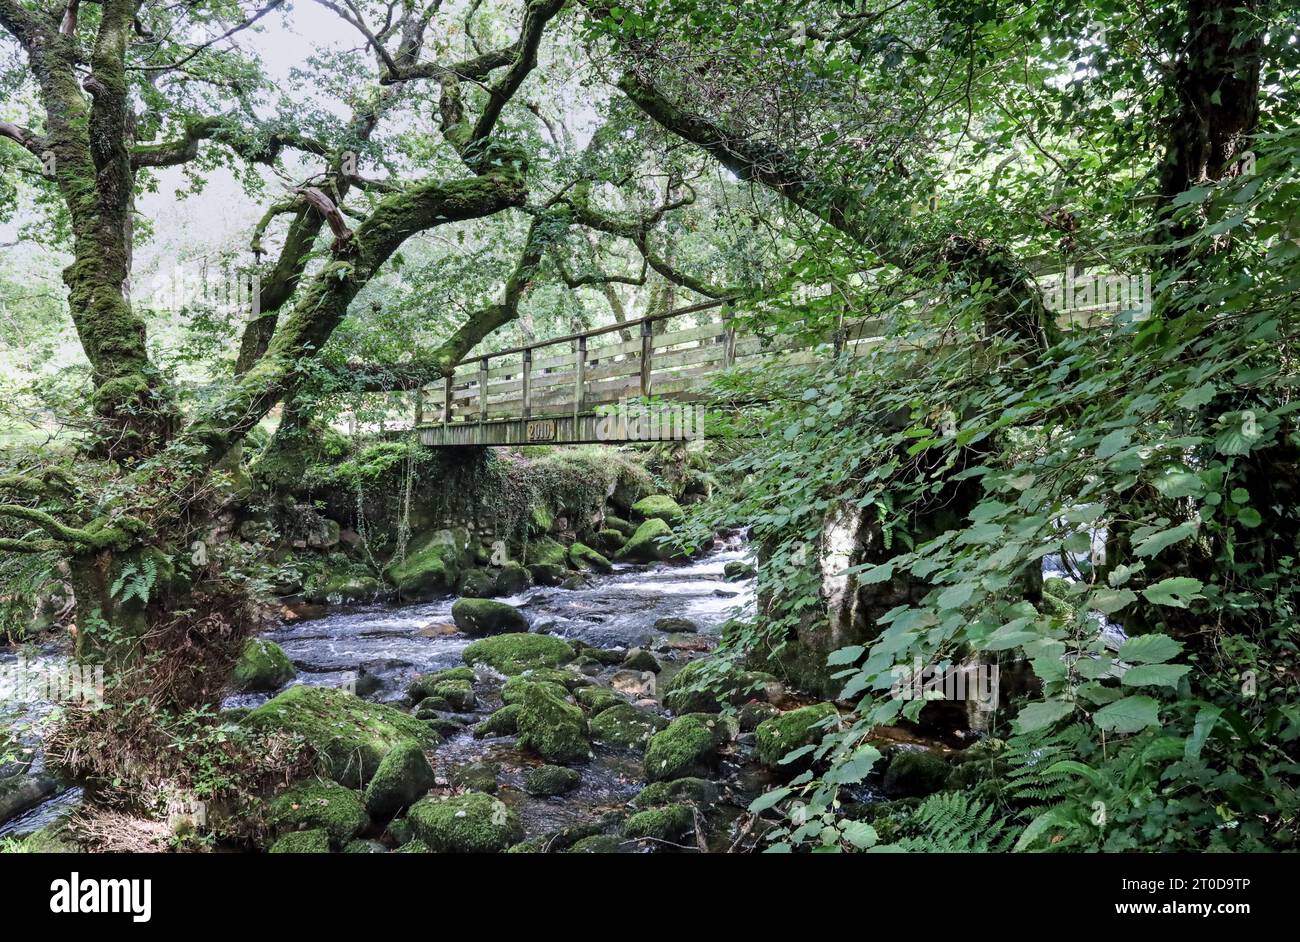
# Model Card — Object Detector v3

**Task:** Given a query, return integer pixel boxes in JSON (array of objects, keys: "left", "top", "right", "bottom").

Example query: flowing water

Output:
[{"left": 3, "top": 537, "right": 760, "bottom": 847}]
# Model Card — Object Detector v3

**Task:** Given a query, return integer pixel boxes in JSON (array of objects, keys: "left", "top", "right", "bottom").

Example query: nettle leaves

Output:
[{"left": 1013, "top": 630, "right": 1187, "bottom": 736}]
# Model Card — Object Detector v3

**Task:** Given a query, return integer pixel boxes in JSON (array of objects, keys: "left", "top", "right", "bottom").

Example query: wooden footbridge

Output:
[{"left": 409, "top": 267, "right": 1144, "bottom": 447}]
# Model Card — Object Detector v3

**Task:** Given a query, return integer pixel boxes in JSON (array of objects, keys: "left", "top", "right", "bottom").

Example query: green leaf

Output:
[
  {"left": 1012, "top": 699, "right": 1075, "bottom": 733},
  {"left": 1185, "top": 705, "right": 1224, "bottom": 761},
  {"left": 937, "top": 582, "right": 976, "bottom": 609},
  {"left": 860, "top": 562, "right": 894, "bottom": 584},
  {"left": 1141, "top": 577, "right": 1204, "bottom": 608},
  {"left": 748, "top": 787, "right": 792, "bottom": 813},
  {"left": 1093, "top": 695, "right": 1160, "bottom": 734},
  {"left": 1176, "top": 383, "right": 1216, "bottom": 409},
  {"left": 1089, "top": 587, "right": 1136, "bottom": 615},
  {"left": 1095, "top": 428, "right": 1131, "bottom": 459},
  {"left": 1133, "top": 522, "right": 1197, "bottom": 558},
  {"left": 826, "top": 645, "right": 864, "bottom": 666},
  {"left": 1118, "top": 633, "right": 1183, "bottom": 663},
  {"left": 1121, "top": 663, "right": 1191, "bottom": 689},
  {"left": 841, "top": 820, "right": 878, "bottom": 849}
]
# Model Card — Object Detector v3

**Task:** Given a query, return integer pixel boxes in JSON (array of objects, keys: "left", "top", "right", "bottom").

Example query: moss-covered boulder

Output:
[
  {"left": 621, "top": 648, "right": 661, "bottom": 673},
  {"left": 343, "top": 839, "right": 387, "bottom": 853},
  {"left": 302, "top": 568, "right": 381, "bottom": 605},
  {"left": 449, "top": 761, "right": 499, "bottom": 793},
  {"left": 516, "top": 681, "right": 590, "bottom": 763},
  {"left": 526, "top": 535, "right": 568, "bottom": 568},
  {"left": 393, "top": 839, "right": 431, "bottom": 853},
  {"left": 682, "top": 712, "right": 739, "bottom": 748},
  {"left": 463, "top": 633, "right": 575, "bottom": 675},
  {"left": 574, "top": 685, "right": 622, "bottom": 714},
  {"left": 527, "top": 563, "right": 568, "bottom": 586},
  {"left": 616, "top": 517, "right": 680, "bottom": 563},
  {"left": 473, "top": 704, "right": 522, "bottom": 738},
  {"left": 494, "top": 561, "right": 533, "bottom": 596},
  {"left": 428, "top": 678, "right": 476, "bottom": 711},
  {"left": 662, "top": 658, "right": 778, "bottom": 714},
  {"left": 605, "top": 515, "right": 636, "bottom": 537},
  {"left": 408, "top": 666, "right": 476, "bottom": 702},
  {"left": 755, "top": 703, "right": 838, "bottom": 769},
  {"left": 502, "top": 675, "right": 569, "bottom": 706},
  {"left": 629, "top": 777, "right": 720, "bottom": 810},
  {"left": 269, "top": 780, "right": 368, "bottom": 848},
  {"left": 589, "top": 703, "right": 669, "bottom": 750},
  {"left": 407, "top": 792, "right": 523, "bottom": 853},
  {"left": 624, "top": 803, "right": 693, "bottom": 842},
  {"left": 524, "top": 764, "right": 582, "bottom": 797},
  {"left": 269, "top": 829, "right": 331, "bottom": 854},
  {"left": 568, "top": 542, "right": 613, "bottom": 573},
  {"left": 594, "top": 529, "right": 627, "bottom": 554},
  {"left": 882, "top": 749, "right": 952, "bottom": 799},
  {"left": 566, "top": 834, "right": 626, "bottom": 854},
  {"left": 644, "top": 715, "right": 718, "bottom": 782},
  {"left": 738, "top": 701, "right": 781, "bottom": 731},
  {"left": 451, "top": 598, "right": 529, "bottom": 636},
  {"left": 363, "top": 740, "right": 436, "bottom": 817},
  {"left": 384, "top": 530, "right": 465, "bottom": 599},
  {"left": 630, "top": 494, "right": 685, "bottom": 526},
  {"left": 242, "top": 685, "right": 438, "bottom": 788},
  {"left": 230, "top": 638, "right": 295, "bottom": 693},
  {"left": 723, "top": 560, "right": 756, "bottom": 581},
  {"left": 654, "top": 616, "right": 698, "bottom": 633},
  {"left": 456, "top": 568, "right": 497, "bottom": 598}
]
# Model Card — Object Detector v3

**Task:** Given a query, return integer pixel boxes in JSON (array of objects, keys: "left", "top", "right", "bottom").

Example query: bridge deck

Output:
[{"left": 412, "top": 270, "right": 1131, "bottom": 447}]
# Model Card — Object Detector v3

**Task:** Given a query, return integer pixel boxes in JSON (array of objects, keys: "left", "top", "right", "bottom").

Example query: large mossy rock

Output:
[
  {"left": 568, "top": 542, "right": 613, "bottom": 574},
  {"left": 502, "top": 675, "right": 569, "bottom": 706},
  {"left": 363, "top": 740, "right": 436, "bottom": 817},
  {"left": 526, "top": 535, "right": 568, "bottom": 568},
  {"left": 662, "top": 658, "right": 779, "bottom": 714},
  {"left": 230, "top": 638, "right": 295, "bottom": 693},
  {"left": 754, "top": 702, "right": 839, "bottom": 769},
  {"left": 242, "top": 685, "right": 438, "bottom": 788},
  {"left": 629, "top": 777, "right": 720, "bottom": 810},
  {"left": 624, "top": 803, "right": 693, "bottom": 842},
  {"left": 644, "top": 715, "right": 718, "bottom": 782},
  {"left": 630, "top": 494, "right": 685, "bottom": 526},
  {"left": 303, "top": 569, "right": 382, "bottom": 605},
  {"left": 516, "top": 682, "right": 590, "bottom": 763},
  {"left": 594, "top": 529, "right": 627, "bottom": 554},
  {"left": 463, "top": 633, "right": 575, "bottom": 675},
  {"left": 616, "top": 517, "right": 682, "bottom": 563},
  {"left": 269, "top": 829, "right": 331, "bottom": 854},
  {"left": 408, "top": 666, "right": 476, "bottom": 702},
  {"left": 451, "top": 598, "right": 528, "bottom": 636},
  {"left": 573, "top": 685, "right": 622, "bottom": 714},
  {"left": 524, "top": 764, "right": 581, "bottom": 797},
  {"left": 407, "top": 792, "right": 523, "bottom": 853},
  {"left": 589, "top": 703, "right": 668, "bottom": 750},
  {"left": 493, "top": 561, "right": 533, "bottom": 596},
  {"left": 473, "top": 704, "right": 522, "bottom": 738},
  {"left": 268, "top": 780, "right": 368, "bottom": 848},
  {"left": 384, "top": 529, "right": 466, "bottom": 599},
  {"left": 882, "top": 749, "right": 952, "bottom": 798}
]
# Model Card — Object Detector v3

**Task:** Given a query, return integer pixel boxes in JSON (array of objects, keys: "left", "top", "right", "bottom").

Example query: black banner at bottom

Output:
[{"left": 0, "top": 852, "right": 1280, "bottom": 930}]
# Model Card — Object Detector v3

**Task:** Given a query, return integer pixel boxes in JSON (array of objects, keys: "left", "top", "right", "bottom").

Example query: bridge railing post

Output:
[
  {"left": 573, "top": 336, "right": 586, "bottom": 424},
  {"left": 522, "top": 348, "right": 533, "bottom": 420},
  {"left": 640, "top": 319, "right": 653, "bottom": 398},
  {"left": 414, "top": 387, "right": 424, "bottom": 426},
  {"left": 442, "top": 374, "right": 453, "bottom": 430},
  {"left": 722, "top": 303, "right": 736, "bottom": 368},
  {"left": 478, "top": 358, "right": 489, "bottom": 423}
]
